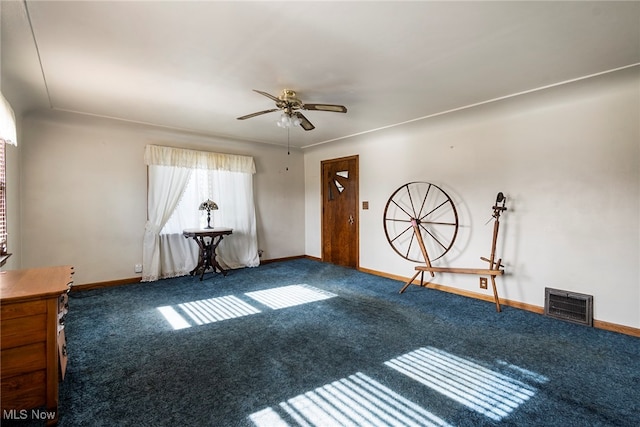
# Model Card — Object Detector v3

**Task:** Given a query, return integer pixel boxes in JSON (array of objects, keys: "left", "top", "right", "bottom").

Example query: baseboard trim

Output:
[
  {"left": 358, "top": 265, "right": 639, "bottom": 337},
  {"left": 72, "top": 277, "right": 141, "bottom": 292},
  {"left": 261, "top": 255, "right": 308, "bottom": 264},
  {"left": 592, "top": 320, "right": 640, "bottom": 337}
]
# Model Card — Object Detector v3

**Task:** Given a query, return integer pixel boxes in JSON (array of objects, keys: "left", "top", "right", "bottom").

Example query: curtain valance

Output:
[{"left": 144, "top": 144, "right": 256, "bottom": 174}]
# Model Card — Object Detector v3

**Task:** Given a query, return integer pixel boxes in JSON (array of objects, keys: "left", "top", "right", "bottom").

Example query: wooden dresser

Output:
[{"left": 1, "top": 266, "right": 74, "bottom": 425}]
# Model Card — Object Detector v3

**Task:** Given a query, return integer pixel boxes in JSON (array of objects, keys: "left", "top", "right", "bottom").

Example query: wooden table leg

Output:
[
  {"left": 188, "top": 236, "right": 207, "bottom": 279},
  {"left": 207, "top": 235, "right": 228, "bottom": 276}
]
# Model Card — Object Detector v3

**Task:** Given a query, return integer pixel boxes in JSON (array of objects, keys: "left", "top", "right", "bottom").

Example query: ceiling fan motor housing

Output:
[{"left": 278, "top": 89, "right": 303, "bottom": 110}]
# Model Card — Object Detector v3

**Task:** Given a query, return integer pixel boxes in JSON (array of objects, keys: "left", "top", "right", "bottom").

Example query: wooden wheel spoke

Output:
[
  {"left": 420, "top": 220, "right": 457, "bottom": 226},
  {"left": 405, "top": 231, "right": 416, "bottom": 259},
  {"left": 386, "top": 218, "right": 413, "bottom": 224},
  {"left": 419, "top": 223, "right": 449, "bottom": 251},
  {"left": 391, "top": 198, "right": 414, "bottom": 220},
  {"left": 417, "top": 183, "right": 432, "bottom": 219},
  {"left": 407, "top": 183, "right": 431, "bottom": 219},
  {"left": 389, "top": 224, "right": 413, "bottom": 245},
  {"left": 419, "top": 199, "right": 451, "bottom": 222},
  {"left": 405, "top": 185, "right": 417, "bottom": 218}
]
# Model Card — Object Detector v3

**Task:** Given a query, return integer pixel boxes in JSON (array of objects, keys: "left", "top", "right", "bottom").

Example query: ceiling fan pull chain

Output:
[{"left": 286, "top": 127, "right": 290, "bottom": 172}]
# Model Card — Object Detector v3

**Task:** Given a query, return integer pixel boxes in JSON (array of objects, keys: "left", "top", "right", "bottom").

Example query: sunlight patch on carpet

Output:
[
  {"left": 179, "top": 295, "right": 261, "bottom": 325},
  {"left": 248, "top": 372, "right": 453, "bottom": 427},
  {"left": 157, "top": 295, "right": 261, "bottom": 329},
  {"left": 157, "top": 285, "right": 336, "bottom": 330},
  {"left": 385, "top": 347, "right": 537, "bottom": 421},
  {"left": 496, "top": 360, "right": 549, "bottom": 384},
  {"left": 245, "top": 284, "right": 337, "bottom": 309},
  {"left": 157, "top": 306, "right": 191, "bottom": 330}
]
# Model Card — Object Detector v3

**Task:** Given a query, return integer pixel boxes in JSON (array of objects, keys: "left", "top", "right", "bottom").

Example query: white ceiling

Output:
[{"left": 2, "top": 1, "right": 639, "bottom": 149}]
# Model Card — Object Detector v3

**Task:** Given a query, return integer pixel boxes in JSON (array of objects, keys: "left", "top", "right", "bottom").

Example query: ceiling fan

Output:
[{"left": 237, "top": 89, "right": 347, "bottom": 131}]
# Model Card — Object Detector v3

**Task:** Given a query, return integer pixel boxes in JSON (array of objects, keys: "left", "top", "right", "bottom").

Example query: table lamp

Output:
[{"left": 198, "top": 199, "right": 218, "bottom": 229}]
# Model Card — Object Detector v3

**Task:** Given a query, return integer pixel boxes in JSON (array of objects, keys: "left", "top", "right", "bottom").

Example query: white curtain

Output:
[
  {"left": 142, "top": 164, "right": 193, "bottom": 281},
  {"left": 142, "top": 145, "right": 259, "bottom": 282}
]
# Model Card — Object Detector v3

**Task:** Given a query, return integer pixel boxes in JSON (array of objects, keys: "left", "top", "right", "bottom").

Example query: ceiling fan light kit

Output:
[
  {"left": 277, "top": 113, "right": 301, "bottom": 128},
  {"left": 237, "top": 89, "right": 347, "bottom": 131}
]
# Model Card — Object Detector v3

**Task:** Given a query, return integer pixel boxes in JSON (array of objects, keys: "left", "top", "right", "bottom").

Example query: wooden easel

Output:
[{"left": 399, "top": 193, "right": 507, "bottom": 312}]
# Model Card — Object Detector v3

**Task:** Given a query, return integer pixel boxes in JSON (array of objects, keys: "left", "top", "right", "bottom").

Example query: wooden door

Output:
[{"left": 321, "top": 156, "right": 359, "bottom": 268}]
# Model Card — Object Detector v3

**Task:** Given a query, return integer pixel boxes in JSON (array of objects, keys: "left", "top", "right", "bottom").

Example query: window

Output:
[
  {"left": 161, "top": 168, "right": 250, "bottom": 233},
  {"left": 1, "top": 91, "right": 18, "bottom": 262},
  {"left": 0, "top": 140, "right": 6, "bottom": 255},
  {"left": 142, "top": 145, "right": 259, "bottom": 281}
]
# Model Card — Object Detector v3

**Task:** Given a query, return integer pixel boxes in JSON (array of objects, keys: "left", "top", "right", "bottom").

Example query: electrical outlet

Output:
[
  {"left": 134, "top": 264, "right": 143, "bottom": 273},
  {"left": 479, "top": 277, "right": 488, "bottom": 289}
]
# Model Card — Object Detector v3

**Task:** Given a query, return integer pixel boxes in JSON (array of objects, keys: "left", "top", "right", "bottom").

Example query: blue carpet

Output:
[{"left": 36, "top": 259, "right": 640, "bottom": 425}]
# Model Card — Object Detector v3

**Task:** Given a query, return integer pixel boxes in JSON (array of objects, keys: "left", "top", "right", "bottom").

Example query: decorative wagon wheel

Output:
[{"left": 383, "top": 182, "right": 459, "bottom": 263}]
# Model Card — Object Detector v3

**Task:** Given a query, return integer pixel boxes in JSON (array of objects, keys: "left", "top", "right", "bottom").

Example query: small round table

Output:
[{"left": 183, "top": 228, "right": 233, "bottom": 280}]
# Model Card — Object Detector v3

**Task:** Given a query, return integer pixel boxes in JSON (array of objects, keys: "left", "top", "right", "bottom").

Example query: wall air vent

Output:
[{"left": 544, "top": 288, "right": 593, "bottom": 327}]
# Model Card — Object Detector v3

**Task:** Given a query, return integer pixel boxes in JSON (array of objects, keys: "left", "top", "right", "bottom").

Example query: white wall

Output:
[
  {"left": 19, "top": 110, "right": 305, "bottom": 285},
  {"left": 304, "top": 67, "right": 640, "bottom": 329}
]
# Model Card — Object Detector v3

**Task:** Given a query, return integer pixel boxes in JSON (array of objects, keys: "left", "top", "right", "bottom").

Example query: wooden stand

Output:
[
  {"left": 400, "top": 193, "right": 507, "bottom": 312},
  {"left": 183, "top": 228, "right": 233, "bottom": 280}
]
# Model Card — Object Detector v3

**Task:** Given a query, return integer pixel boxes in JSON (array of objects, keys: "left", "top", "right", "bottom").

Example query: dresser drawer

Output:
[
  {"left": 1, "top": 342, "right": 47, "bottom": 378},
  {"left": 1, "top": 299, "right": 47, "bottom": 320},
  {"left": 0, "top": 370, "right": 47, "bottom": 410},
  {"left": 1, "top": 313, "right": 47, "bottom": 348}
]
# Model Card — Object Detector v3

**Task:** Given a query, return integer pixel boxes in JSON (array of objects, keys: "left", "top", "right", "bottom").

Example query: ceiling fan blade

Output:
[
  {"left": 237, "top": 109, "right": 279, "bottom": 120},
  {"left": 253, "top": 90, "right": 280, "bottom": 102},
  {"left": 295, "top": 112, "right": 315, "bottom": 131},
  {"left": 302, "top": 103, "right": 347, "bottom": 113}
]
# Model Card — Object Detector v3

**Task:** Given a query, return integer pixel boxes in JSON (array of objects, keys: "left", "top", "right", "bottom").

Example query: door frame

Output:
[{"left": 320, "top": 155, "right": 359, "bottom": 268}]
